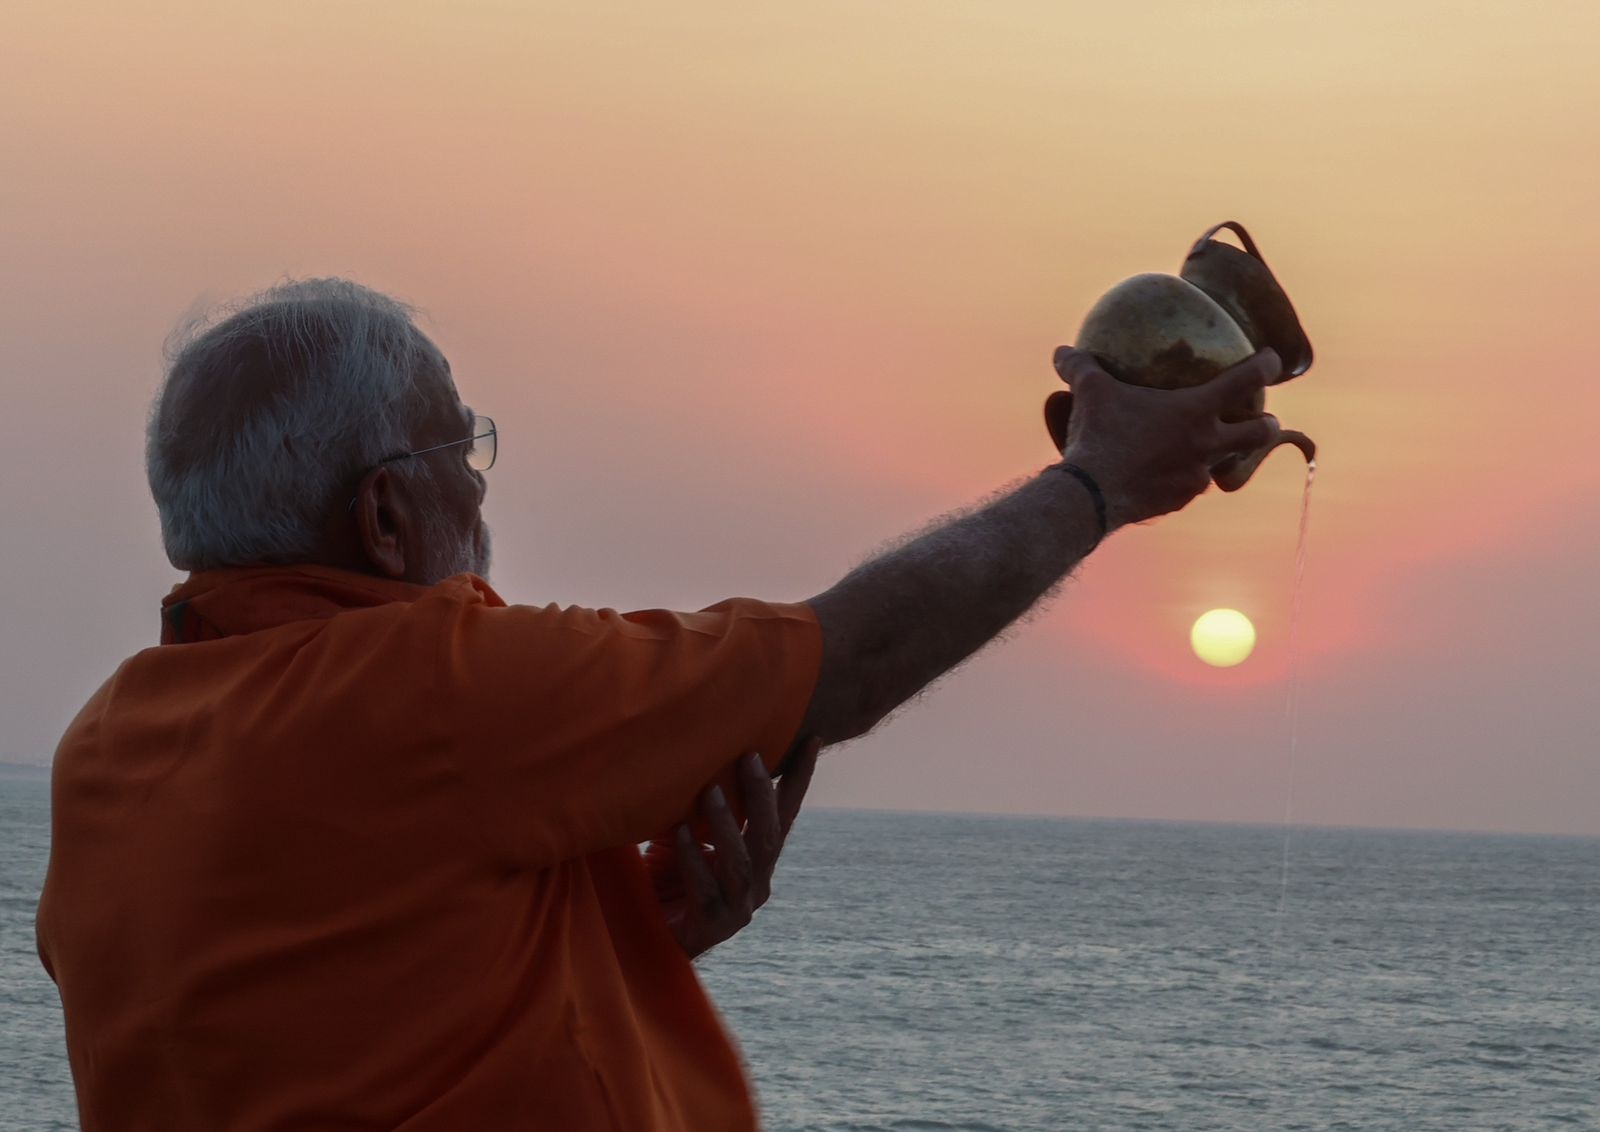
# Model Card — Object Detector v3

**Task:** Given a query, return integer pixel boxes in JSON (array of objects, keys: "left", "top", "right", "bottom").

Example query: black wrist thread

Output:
[{"left": 1055, "top": 463, "right": 1108, "bottom": 549}]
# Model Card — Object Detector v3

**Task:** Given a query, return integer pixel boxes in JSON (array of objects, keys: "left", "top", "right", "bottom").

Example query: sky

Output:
[{"left": 3, "top": 1, "right": 1597, "bottom": 836}]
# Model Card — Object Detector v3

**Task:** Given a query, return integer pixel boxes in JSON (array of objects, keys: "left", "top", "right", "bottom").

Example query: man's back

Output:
[{"left": 38, "top": 566, "right": 819, "bottom": 1130}]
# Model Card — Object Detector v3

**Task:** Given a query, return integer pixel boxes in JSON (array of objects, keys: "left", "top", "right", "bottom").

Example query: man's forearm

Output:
[
  {"left": 801, "top": 465, "right": 1102, "bottom": 743},
  {"left": 793, "top": 348, "right": 1284, "bottom": 749}
]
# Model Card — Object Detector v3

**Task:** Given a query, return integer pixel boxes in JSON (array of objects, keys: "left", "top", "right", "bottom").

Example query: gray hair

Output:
[{"left": 147, "top": 278, "right": 444, "bottom": 570}]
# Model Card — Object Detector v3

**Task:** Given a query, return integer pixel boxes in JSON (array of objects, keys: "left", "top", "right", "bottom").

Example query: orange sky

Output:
[{"left": 4, "top": 1, "right": 1598, "bottom": 834}]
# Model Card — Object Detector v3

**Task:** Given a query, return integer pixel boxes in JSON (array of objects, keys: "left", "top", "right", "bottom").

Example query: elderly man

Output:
[{"left": 37, "top": 279, "right": 1283, "bottom": 1130}]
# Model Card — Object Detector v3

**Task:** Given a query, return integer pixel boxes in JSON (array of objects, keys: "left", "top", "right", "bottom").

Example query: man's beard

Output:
[
  {"left": 418, "top": 510, "right": 492, "bottom": 585},
  {"left": 468, "top": 521, "right": 492, "bottom": 580},
  {"left": 406, "top": 462, "right": 492, "bottom": 584}
]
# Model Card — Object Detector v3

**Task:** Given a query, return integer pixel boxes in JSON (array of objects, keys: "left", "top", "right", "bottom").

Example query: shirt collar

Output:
[{"left": 159, "top": 565, "right": 442, "bottom": 644}]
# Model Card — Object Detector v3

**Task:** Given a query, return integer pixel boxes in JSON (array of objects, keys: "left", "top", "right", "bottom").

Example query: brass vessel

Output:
[{"left": 1045, "top": 222, "right": 1315, "bottom": 491}]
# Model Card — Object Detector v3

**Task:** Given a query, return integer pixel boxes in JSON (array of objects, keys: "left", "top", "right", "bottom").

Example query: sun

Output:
[{"left": 1191, "top": 609, "right": 1256, "bottom": 667}]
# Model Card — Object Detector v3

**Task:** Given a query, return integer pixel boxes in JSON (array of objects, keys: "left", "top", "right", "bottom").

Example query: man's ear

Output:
[{"left": 352, "top": 465, "right": 411, "bottom": 579}]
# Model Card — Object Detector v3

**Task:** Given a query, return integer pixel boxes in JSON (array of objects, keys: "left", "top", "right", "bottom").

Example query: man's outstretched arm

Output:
[{"left": 800, "top": 348, "right": 1285, "bottom": 744}]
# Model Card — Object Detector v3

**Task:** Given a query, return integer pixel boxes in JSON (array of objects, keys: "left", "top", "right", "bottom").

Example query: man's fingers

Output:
[
  {"left": 1206, "top": 348, "right": 1280, "bottom": 406},
  {"left": 673, "top": 823, "right": 720, "bottom": 924},
  {"left": 701, "top": 785, "right": 754, "bottom": 917},
  {"left": 1052, "top": 345, "right": 1112, "bottom": 390},
  {"left": 1058, "top": 344, "right": 1276, "bottom": 408},
  {"left": 739, "top": 753, "right": 782, "bottom": 908},
  {"left": 776, "top": 737, "right": 822, "bottom": 838},
  {"left": 1214, "top": 413, "right": 1281, "bottom": 458}
]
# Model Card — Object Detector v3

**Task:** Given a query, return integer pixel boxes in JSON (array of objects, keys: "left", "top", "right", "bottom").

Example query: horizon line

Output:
[{"left": 3, "top": 762, "right": 1593, "bottom": 842}]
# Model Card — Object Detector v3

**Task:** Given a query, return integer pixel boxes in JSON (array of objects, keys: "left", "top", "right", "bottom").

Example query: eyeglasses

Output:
[
  {"left": 377, "top": 413, "right": 497, "bottom": 472},
  {"left": 347, "top": 414, "right": 497, "bottom": 514}
]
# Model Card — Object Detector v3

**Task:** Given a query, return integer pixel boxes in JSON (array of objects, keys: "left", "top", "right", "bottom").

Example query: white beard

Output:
[
  {"left": 406, "top": 462, "right": 492, "bottom": 584},
  {"left": 415, "top": 501, "right": 491, "bottom": 585}
]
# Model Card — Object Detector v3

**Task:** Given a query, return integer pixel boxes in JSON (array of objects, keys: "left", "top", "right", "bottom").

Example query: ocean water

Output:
[{"left": 3, "top": 770, "right": 1596, "bottom": 1130}]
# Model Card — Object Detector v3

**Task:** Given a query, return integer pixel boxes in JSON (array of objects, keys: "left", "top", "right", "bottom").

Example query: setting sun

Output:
[{"left": 1190, "top": 609, "right": 1256, "bottom": 668}]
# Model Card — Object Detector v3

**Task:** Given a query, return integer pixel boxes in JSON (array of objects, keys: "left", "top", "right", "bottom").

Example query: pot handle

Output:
[
  {"left": 1211, "top": 431, "right": 1316, "bottom": 492},
  {"left": 1188, "top": 220, "right": 1263, "bottom": 262}
]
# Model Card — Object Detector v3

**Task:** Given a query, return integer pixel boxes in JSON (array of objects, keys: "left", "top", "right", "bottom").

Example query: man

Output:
[{"left": 37, "top": 279, "right": 1283, "bottom": 1130}]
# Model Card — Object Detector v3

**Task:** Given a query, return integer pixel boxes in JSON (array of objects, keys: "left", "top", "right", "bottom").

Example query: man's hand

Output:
[
  {"left": 1052, "top": 345, "right": 1284, "bottom": 530},
  {"left": 799, "top": 344, "right": 1284, "bottom": 746},
  {"left": 643, "top": 739, "right": 821, "bottom": 959}
]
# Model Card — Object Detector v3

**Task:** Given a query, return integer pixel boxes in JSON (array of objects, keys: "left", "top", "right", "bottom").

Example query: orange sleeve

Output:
[{"left": 427, "top": 592, "right": 822, "bottom": 869}]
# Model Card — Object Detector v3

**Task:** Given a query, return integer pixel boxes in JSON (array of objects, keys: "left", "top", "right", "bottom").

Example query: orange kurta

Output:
[{"left": 36, "top": 565, "right": 821, "bottom": 1131}]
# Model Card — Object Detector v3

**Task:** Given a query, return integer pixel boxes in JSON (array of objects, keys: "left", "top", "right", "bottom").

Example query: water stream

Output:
[
  {"left": 1258, "top": 459, "right": 1318, "bottom": 1112},
  {"left": 1273, "top": 458, "right": 1316, "bottom": 939}
]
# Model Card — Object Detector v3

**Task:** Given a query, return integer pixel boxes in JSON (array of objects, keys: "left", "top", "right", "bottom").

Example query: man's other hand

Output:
[
  {"left": 644, "top": 738, "right": 821, "bottom": 959},
  {"left": 1052, "top": 345, "right": 1284, "bottom": 529}
]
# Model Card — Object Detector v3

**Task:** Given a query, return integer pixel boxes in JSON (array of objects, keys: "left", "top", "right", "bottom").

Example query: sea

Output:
[{"left": 3, "top": 767, "right": 1596, "bottom": 1131}]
